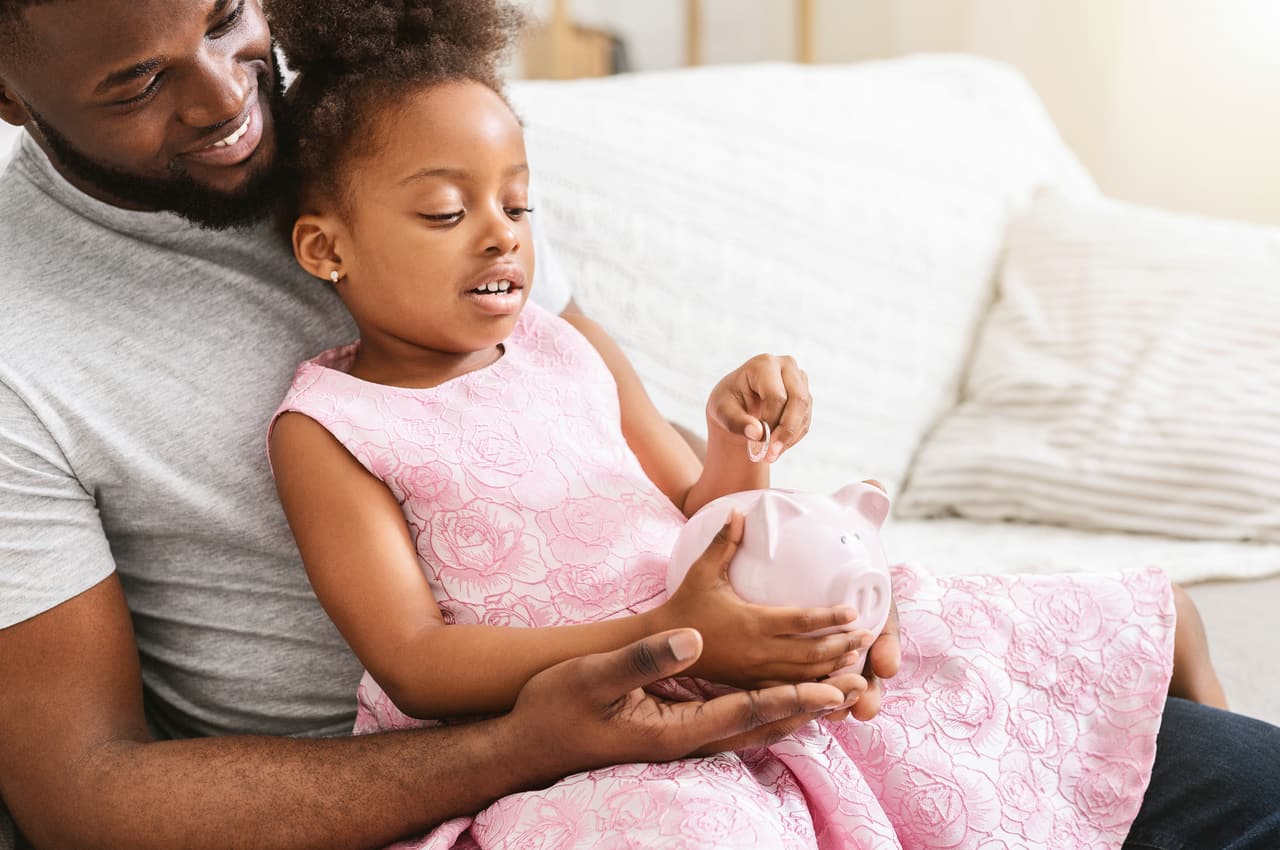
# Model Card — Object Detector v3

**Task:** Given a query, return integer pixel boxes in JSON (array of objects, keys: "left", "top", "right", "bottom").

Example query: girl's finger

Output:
[
  {"left": 759, "top": 629, "right": 872, "bottom": 670},
  {"left": 744, "top": 356, "right": 789, "bottom": 432},
  {"left": 708, "top": 389, "right": 764, "bottom": 440},
  {"left": 757, "top": 604, "right": 859, "bottom": 637},
  {"left": 769, "top": 359, "right": 811, "bottom": 461},
  {"left": 683, "top": 511, "right": 745, "bottom": 583}
]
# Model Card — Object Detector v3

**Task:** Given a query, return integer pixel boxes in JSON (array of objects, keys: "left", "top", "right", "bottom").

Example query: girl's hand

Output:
[
  {"left": 653, "top": 512, "right": 870, "bottom": 688},
  {"left": 706, "top": 354, "right": 812, "bottom": 463}
]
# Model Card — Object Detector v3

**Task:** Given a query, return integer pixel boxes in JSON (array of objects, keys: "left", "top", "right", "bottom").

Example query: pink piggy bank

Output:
[{"left": 666, "top": 482, "right": 893, "bottom": 677}]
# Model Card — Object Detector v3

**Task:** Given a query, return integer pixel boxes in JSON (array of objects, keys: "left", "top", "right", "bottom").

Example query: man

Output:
[
  {"left": 0, "top": 1, "right": 874, "bottom": 847},
  {"left": 0, "top": 2, "right": 1277, "bottom": 850}
]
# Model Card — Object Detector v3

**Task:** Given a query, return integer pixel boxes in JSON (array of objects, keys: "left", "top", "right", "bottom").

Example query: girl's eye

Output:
[
  {"left": 505, "top": 206, "right": 534, "bottom": 220},
  {"left": 420, "top": 211, "right": 464, "bottom": 225},
  {"left": 211, "top": 0, "right": 246, "bottom": 37}
]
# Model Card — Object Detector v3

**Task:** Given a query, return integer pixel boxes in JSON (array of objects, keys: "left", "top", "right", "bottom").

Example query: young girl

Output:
[{"left": 267, "top": 3, "right": 1225, "bottom": 848}]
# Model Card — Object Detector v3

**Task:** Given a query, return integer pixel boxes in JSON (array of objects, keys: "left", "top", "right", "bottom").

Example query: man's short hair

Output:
[{"left": 0, "top": 1, "right": 55, "bottom": 69}]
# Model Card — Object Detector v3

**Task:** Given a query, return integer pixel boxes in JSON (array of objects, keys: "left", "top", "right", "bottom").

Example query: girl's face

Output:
[{"left": 322, "top": 80, "right": 534, "bottom": 365}]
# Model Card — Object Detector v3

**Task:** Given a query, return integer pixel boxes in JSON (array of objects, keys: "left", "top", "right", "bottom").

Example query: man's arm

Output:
[{"left": 0, "top": 575, "right": 849, "bottom": 850}]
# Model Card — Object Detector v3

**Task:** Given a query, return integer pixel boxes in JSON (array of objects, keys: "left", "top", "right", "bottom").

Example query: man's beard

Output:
[{"left": 29, "top": 56, "right": 290, "bottom": 231}]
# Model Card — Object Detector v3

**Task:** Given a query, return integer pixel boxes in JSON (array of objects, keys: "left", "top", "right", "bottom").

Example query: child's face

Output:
[{"left": 333, "top": 80, "right": 534, "bottom": 355}]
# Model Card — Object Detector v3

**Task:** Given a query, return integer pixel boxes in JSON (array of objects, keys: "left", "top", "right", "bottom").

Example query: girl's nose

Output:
[{"left": 483, "top": 214, "right": 519, "bottom": 256}]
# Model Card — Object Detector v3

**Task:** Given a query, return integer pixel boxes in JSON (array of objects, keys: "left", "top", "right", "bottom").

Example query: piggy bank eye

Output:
[{"left": 840, "top": 534, "right": 861, "bottom": 545}]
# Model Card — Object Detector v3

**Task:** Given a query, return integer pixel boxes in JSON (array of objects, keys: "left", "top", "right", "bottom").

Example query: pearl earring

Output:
[{"left": 329, "top": 270, "right": 341, "bottom": 284}]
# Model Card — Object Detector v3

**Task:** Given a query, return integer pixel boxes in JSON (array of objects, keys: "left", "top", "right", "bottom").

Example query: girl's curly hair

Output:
[{"left": 268, "top": 0, "right": 524, "bottom": 217}]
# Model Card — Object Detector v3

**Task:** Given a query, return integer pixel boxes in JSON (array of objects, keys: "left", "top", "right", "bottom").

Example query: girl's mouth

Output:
[{"left": 468, "top": 279, "right": 515, "bottom": 295}]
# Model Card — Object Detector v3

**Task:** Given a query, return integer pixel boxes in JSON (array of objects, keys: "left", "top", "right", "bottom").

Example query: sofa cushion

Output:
[
  {"left": 898, "top": 189, "right": 1280, "bottom": 542},
  {"left": 509, "top": 57, "right": 1096, "bottom": 494}
]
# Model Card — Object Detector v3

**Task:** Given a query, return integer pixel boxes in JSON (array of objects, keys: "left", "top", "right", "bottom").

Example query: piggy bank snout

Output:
[
  {"left": 829, "top": 570, "right": 892, "bottom": 635},
  {"left": 799, "top": 568, "right": 892, "bottom": 639}
]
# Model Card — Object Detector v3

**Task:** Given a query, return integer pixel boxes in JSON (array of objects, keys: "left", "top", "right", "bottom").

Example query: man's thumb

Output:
[{"left": 588, "top": 629, "right": 704, "bottom": 699}]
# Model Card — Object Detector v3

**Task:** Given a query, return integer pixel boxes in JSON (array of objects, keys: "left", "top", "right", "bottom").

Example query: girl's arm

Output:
[
  {"left": 270, "top": 413, "right": 856, "bottom": 719},
  {"left": 561, "top": 314, "right": 812, "bottom": 517},
  {"left": 271, "top": 412, "right": 660, "bottom": 718}
]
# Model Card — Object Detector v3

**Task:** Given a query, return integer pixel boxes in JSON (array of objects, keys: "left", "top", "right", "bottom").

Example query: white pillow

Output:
[
  {"left": 898, "top": 189, "right": 1280, "bottom": 542},
  {"left": 509, "top": 57, "right": 1096, "bottom": 494}
]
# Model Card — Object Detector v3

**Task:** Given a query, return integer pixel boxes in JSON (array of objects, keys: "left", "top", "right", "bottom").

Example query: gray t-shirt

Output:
[{"left": 0, "top": 132, "right": 572, "bottom": 740}]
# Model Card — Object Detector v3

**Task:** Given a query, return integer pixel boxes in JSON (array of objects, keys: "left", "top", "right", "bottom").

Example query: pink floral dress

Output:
[{"left": 272, "top": 303, "right": 1175, "bottom": 850}]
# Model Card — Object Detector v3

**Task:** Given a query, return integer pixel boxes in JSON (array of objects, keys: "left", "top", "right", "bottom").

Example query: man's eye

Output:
[
  {"left": 120, "top": 75, "right": 163, "bottom": 106},
  {"left": 211, "top": 0, "right": 246, "bottom": 37},
  {"left": 505, "top": 206, "right": 534, "bottom": 220},
  {"left": 421, "top": 211, "right": 463, "bottom": 224}
]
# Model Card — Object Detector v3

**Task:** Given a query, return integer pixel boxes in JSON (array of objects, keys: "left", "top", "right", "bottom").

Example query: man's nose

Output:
[{"left": 178, "top": 48, "right": 251, "bottom": 131}]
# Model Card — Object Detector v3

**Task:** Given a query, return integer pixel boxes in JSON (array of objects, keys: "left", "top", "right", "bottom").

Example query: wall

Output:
[{"left": 520, "top": 0, "right": 1280, "bottom": 227}]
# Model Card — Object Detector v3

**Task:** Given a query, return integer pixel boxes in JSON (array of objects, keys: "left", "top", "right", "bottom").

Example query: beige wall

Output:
[{"left": 523, "top": 0, "right": 1280, "bottom": 227}]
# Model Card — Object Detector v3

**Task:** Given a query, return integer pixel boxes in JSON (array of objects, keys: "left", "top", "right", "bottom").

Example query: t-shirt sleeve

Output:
[
  {"left": 528, "top": 209, "right": 573, "bottom": 315},
  {"left": 0, "top": 380, "right": 115, "bottom": 629}
]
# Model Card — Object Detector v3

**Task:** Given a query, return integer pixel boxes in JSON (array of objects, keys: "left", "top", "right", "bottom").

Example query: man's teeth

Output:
[
  {"left": 210, "top": 115, "right": 251, "bottom": 148},
  {"left": 474, "top": 280, "right": 513, "bottom": 293}
]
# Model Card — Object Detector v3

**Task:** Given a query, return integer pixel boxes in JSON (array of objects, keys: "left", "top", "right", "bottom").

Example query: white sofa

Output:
[
  {"left": 509, "top": 56, "right": 1280, "bottom": 580},
  {"left": 507, "top": 56, "right": 1280, "bottom": 723}
]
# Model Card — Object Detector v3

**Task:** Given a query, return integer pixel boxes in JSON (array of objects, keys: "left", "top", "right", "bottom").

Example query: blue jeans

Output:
[{"left": 1124, "top": 697, "right": 1280, "bottom": 849}]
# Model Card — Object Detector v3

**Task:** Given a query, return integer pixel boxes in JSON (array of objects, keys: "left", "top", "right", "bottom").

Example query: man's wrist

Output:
[{"left": 489, "top": 707, "right": 580, "bottom": 791}]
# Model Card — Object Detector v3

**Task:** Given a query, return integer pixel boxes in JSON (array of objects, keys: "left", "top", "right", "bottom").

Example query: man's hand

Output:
[
  {"left": 707, "top": 354, "right": 811, "bottom": 463},
  {"left": 503, "top": 628, "right": 850, "bottom": 784}
]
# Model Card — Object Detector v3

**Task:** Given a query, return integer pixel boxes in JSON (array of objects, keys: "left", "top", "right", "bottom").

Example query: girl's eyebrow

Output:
[{"left": 399, "top": 163, "right": 529, "bottom": 186}]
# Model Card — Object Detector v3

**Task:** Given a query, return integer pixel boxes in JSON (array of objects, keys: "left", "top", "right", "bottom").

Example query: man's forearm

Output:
[{"left": 36, "top": 720, "right": 534, "bottom": 850}]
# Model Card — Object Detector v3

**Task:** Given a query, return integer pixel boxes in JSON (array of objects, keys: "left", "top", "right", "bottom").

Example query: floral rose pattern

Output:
[{"left": 274, "top": 305, "right": 1177, "bottom": 850}]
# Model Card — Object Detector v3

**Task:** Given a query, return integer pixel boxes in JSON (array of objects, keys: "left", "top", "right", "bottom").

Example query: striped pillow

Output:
[{"left": 897, "top": 190, "right": 1280, "bottom": 542}]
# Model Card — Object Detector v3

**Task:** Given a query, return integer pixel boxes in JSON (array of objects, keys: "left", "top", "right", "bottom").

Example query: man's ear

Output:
[
  {"left": 293, "top": 214, "right": 345, "bottom": 283},
  {"left": 0, "top": 77, "right": 34, "bottom": 128}
]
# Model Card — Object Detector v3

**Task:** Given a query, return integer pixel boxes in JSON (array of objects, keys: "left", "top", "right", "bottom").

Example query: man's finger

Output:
[
  {"left": 581, "top": 629, "right": 706, "bottom": 703},
  {"left": 686, "top": 681, "right": 844, "bottom": 755},
  {"left": 850, "top": 674, "right": 883, "bottom": 722},
  {"left": 867, "top": 598, "right": 901, "bottom": 681}
]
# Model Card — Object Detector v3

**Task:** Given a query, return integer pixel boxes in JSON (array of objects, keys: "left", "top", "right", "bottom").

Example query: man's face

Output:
[{"left": 0, "top": 0, "right": 283, "bottom": 228}]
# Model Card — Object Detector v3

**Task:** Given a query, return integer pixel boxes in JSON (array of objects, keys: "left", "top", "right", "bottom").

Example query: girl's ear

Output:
[{"left": 293, "top": 213, "right": 345, "bottom": 283}]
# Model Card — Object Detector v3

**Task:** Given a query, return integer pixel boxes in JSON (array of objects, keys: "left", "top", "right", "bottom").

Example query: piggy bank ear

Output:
[
  {"left": 745, "top": 491, "right": 808, "bottom": 561},
  {"left": 833, "top": 482, "right": 892, "bottom": 530}
]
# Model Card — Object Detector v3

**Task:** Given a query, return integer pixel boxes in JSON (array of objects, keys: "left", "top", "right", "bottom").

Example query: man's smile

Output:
[{"left": 178, "top": 92, "right": 266, "bottom": 169}]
